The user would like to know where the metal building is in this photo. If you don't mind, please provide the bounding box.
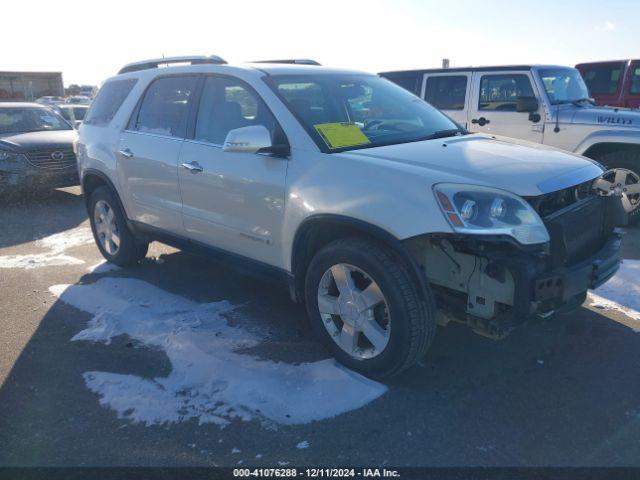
[0,71,64,101]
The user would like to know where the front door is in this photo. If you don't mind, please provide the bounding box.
[178,75,288,267]
[467,71,544,143]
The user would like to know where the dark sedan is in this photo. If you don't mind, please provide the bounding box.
[0,103,79,192]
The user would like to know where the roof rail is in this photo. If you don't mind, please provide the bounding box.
[118,55,227,74]
[251,59,321,66]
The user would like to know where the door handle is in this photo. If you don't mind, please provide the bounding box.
[181,161,203,173]
[118,148,133,158]
[471,117,490,126]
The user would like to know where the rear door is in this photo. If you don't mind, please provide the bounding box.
[421,72,471,127]
[177,75,288,266]
[118,75,199,235]
[467,71,543,142]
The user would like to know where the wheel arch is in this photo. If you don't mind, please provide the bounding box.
[582,141,640,160]
[290,214,430,305]
[81,169,127,218]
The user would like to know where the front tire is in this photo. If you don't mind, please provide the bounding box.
[595,150,640,225]
[88,186,148,266]
[304,236,436,379]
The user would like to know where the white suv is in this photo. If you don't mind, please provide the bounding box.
[77,56,624,378]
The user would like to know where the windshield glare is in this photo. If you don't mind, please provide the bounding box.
[0,107,71,134]
[269,74,460,152]
[538,68,591,105]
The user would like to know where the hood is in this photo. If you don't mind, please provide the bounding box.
[560,104,640,129]
[341,134,602,197]
[0,129,77,153]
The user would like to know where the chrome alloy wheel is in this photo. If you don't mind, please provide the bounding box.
[594,168,640,213]
[317,263,391,360]
[93,200,120,255]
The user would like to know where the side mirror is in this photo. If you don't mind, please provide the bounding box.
[516,96,539,113]
[222,125,289,157]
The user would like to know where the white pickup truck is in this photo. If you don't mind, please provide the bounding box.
[381,65,640,222]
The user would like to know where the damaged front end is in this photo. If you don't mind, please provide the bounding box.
[406,180,626,339]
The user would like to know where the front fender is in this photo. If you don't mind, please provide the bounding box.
[280,150,454,271]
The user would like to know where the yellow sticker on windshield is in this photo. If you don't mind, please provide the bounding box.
[314,123,371,149]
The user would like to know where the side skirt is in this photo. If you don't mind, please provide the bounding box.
[129,220,296,297]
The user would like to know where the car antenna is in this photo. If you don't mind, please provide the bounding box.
[554,103,561,133]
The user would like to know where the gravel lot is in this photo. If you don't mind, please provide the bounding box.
[1,186,639,467]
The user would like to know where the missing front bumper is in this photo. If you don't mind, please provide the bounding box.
[405,230,622,337]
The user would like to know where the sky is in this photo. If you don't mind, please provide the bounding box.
[3,0,639,86]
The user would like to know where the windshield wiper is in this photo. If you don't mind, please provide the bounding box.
[572,98,595,107]
[422,129,465,140]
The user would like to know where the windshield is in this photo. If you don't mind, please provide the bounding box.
[0,107,72,134]
[538,68,591,105]
[267,74,461,152]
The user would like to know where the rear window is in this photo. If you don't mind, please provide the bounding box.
[424,75,467,110]
[73,107,87,120]
[380,73,421,95]
[581,64,622,94]
[130,75,198,138]
[84,78,137,126]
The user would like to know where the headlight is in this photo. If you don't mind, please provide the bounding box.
[0,150,27,167]
[433,183,550,245]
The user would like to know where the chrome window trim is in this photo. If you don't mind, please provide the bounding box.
[121,129,184,141]
[183,138,223,149]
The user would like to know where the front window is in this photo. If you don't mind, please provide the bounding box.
[478,74,534,111]
[538,68,591,105]
[194,76,279,145]
[0,107,71,134]
[267,74,460,152]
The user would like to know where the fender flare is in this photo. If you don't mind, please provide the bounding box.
[575,129,640,156]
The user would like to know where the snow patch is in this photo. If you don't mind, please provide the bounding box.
[588,260,640,324]
[0,227,94,269]
[50,277,386,427]
[88,260,121,274]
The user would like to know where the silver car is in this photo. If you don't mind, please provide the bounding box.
[76,56,625,378]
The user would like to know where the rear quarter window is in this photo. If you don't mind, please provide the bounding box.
[84,78,137,127]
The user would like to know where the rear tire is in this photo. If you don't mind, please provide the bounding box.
[596,150,640,225]
[88,186,148,266]
[304,236,436,379]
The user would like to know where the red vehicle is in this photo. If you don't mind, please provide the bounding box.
[576,60,640,108]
